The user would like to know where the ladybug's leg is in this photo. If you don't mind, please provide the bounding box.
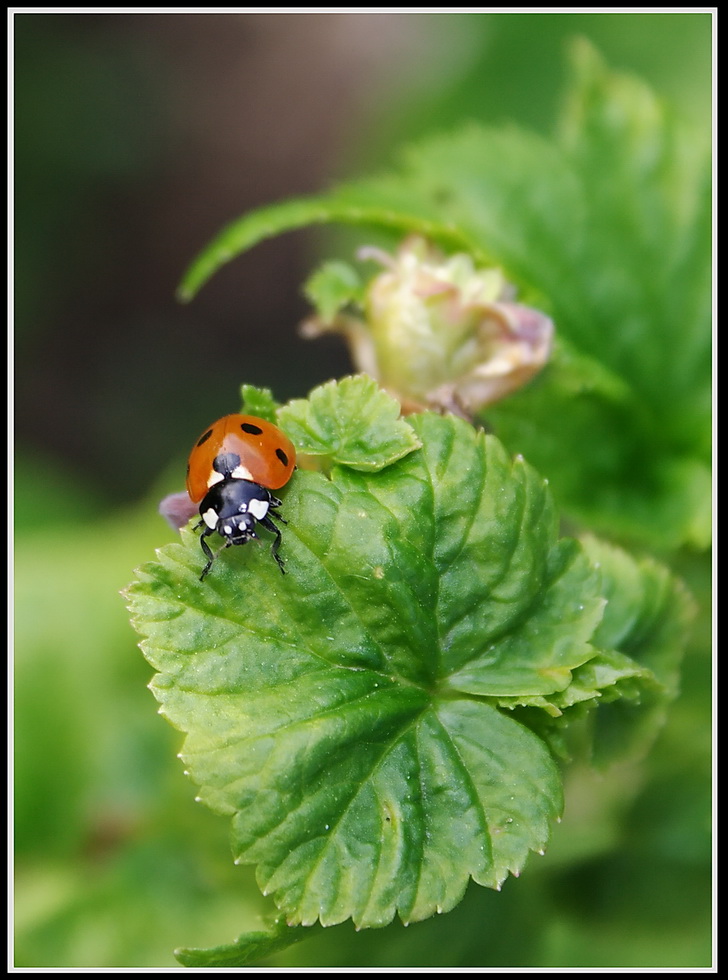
[198,527,218,580]
[269,494,287,525]
[258,514,286,574]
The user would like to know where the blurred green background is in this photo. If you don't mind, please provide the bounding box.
[14,12,713,967]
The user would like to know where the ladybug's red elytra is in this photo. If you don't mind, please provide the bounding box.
[187,414,296,580]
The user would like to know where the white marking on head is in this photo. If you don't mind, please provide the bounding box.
[248,498,269,520]
[223,525,233,534]
[202,508,218,529]
[231,464,254,481]
[206,470,224,488]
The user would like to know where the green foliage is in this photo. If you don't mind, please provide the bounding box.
[130,44,711,964]
[178,41,710,552]
[15,21,712,971]
[579,535,696,766]
[126,376,691,964]
[13,462,707,968]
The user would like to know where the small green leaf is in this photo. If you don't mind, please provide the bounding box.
[579,535,695,765]
[240,384,280,423]
[555,648,657,710]
[175,916,320,967]
[127,412,612,931]
[583,535,693,694]
[277,374,421,472]
[303,260,364,322]
[502,535,695,765]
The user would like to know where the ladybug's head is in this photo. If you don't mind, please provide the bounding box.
[195,472,285,580]
[216,511,259,545]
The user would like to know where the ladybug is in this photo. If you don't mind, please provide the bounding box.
[186,414,296,580]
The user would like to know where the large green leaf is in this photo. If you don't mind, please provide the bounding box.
[128,413,607,931]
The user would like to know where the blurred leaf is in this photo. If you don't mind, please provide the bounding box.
[485,358,711,552]
[14,511,159,858]
[501,535,695,766]
[558,39,711,414]
[579,535,696,766]
[177,195,481,303]
[175,916,322,967]
[487,42,711,548]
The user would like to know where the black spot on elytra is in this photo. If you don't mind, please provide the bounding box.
[241,422,263,435]
[275,448,289,466]
[196,428,214,447]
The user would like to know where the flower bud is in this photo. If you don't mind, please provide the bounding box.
[304,237,553,418]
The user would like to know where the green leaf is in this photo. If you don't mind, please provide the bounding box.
[579,535,696,765]
[583,535,693,694]
[175,916,321,967]
[505,533,695,767]
[494,646,656,719]
[303,260,364,322]
[559,39,711,403]
[177,193,481,303]
[554,648,656,710]
[502,41,710,548]
[494,534,692,763]
[240,384,280,423]
[277,374,421,472]
[399,48,710,549]
[127,412,613,931]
